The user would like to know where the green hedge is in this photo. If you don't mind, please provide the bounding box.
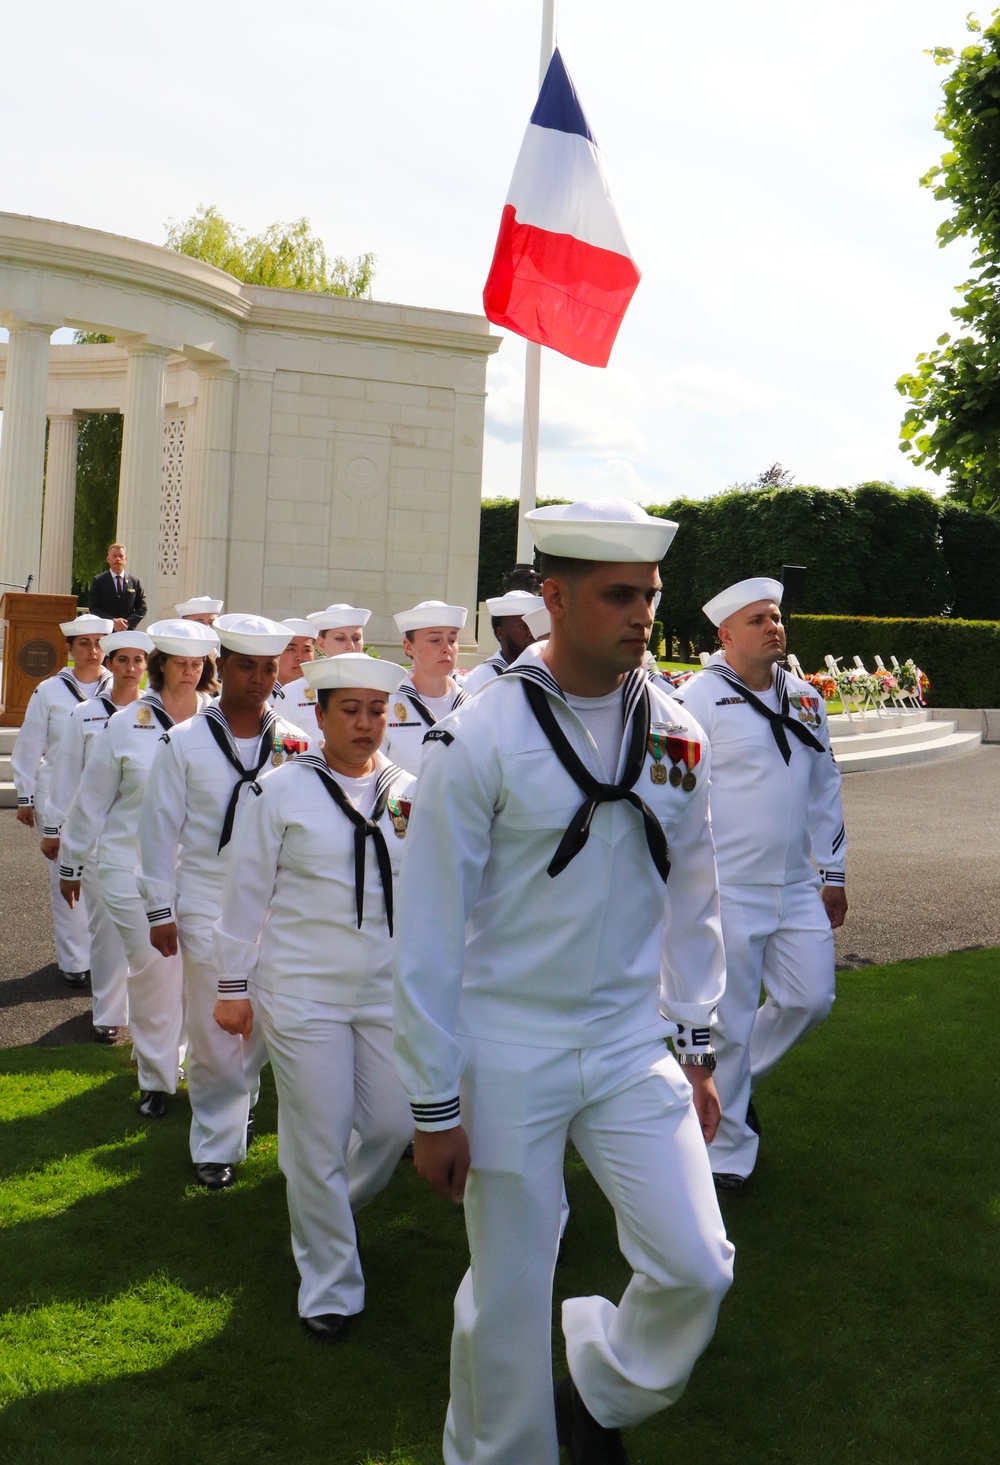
[787,614,1000,707]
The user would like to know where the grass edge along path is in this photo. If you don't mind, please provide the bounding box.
[0,948,996,1464]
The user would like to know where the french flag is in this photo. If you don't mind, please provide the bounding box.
[483,49,640,369]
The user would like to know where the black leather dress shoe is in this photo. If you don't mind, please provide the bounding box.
[745,1097,761,1136]
[92,1025,121,1045]
[713,1172,749,1194]
[138,1091,168,1119]
[193,1162,235,1190]
[246,1109,256,1148]
[60,969,89,987]
[300,1312,353,1343]
[554,1376,629,1464]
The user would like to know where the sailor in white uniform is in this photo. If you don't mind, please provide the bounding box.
[47,629,153,1040]
[137,615,312,1189]
[459,590,545,696]
[673,577,848,1192]
[59,619,219,1116]
[382,600,470,776]
[271,618,320,731]
[394,501,734,1465]
[11,613,113,986]
[214,652,414,1343]
[176,596,223,626]
[306,602,371,658]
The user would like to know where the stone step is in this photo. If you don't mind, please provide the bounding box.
[0,728,16,755]
[827,708,930,738]
[830,719,956,757]
[0,781,17,810]
[836,729,982,774]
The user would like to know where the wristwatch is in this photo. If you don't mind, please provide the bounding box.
[674,1049,717,1073]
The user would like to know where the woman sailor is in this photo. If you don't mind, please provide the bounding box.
[58,620,219,1116]
[213,652,415,1342]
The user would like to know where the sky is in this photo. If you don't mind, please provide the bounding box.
[0,0,987,505]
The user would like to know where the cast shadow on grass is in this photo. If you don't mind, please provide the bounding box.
[3,953,1000,1464]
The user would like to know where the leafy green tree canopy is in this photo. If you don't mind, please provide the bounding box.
[164,204,376,298]
[897,11,1000,508]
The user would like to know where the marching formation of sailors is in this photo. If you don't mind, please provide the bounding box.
[10,505,847,1465]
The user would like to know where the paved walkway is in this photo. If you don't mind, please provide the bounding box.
[2,746,999,1048]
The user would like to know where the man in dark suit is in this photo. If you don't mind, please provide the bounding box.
[88,543,147,631]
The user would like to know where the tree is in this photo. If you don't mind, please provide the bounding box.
[71,412,123,596]
[896,11,1000,509]
[164,204,375,297]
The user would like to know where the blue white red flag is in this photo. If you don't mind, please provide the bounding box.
[483,49,640,369]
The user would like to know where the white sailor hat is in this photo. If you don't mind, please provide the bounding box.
[147,619,221,656]
[215,613,293,656]
[302,652,407,696]
[702,577,784,627]
[393,600,468,635]
[522,605,551,639]
[100,630,155,655]
[60,614,114,638]
[176,596,224,617]
[281,619,318,639]
[527,499,677,563]
[486,590,546,618]
[307,604,373,631]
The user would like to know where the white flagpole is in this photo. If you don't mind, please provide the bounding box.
[515,0,558,564]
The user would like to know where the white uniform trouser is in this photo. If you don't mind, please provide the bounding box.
[443,1033,734,1465]
[99,865,185,1094]
[181,924,267,1165]
[81,858,129,1028]
[710,879,836,1179]
[254,988,412,1319]
[47,842,91,975]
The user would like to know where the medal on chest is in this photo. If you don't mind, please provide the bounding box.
[387,793,411,838]
[650,725,701,792]
[136,705,151,726]
[273,734,308,767]
[394,702,408,723]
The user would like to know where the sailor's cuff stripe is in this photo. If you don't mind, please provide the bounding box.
[43,826,60,838]
[217,980,248,995]
[58,863,83,880]
[18,795,33,807]
[410,1097,460,1123]
[146,907,173,924]
[819,868,845,886]
[674,1023,713,1050]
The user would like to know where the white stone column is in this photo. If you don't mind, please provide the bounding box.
[39,414,79,594]
[0,320,55,593]
[182,364,237,601]
[116,343,169,619]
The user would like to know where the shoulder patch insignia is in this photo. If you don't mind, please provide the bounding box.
[159,732,171,744]
[422,728,454,746]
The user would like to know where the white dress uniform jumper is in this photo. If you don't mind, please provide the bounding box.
[458,653,507,697]
[674,652,847,1179]
[46,692,130,1027]
[137,703,311,1164]
[214,750,415,1321]
[382,676,469,776]
[271,676,320,736]
[58,691,209,1093]
[11,666,111,976]
[394,645,734,1465]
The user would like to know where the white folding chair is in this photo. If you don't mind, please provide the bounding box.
[698,651,711,666]
[786,651,807,680]
[852,655,885,717]
[826,653,867,723]
[890,655,923,711]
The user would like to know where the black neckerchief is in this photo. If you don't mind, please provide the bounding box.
[521,679,670,883]
[99,695,118,718]
[203,704,278,851]
[401,679,469,728]
[707,662,824,765]
[299,755,399,935]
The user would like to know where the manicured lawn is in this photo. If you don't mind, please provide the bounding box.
[1,949,996,1463]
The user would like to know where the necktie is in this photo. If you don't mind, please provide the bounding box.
[116,575,122,597]
[522,680,670,882]
[204,712,276,850]
[310,762,396,934]
[709,668,824,764]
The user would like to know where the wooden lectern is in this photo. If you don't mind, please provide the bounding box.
[0,593,78,728]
